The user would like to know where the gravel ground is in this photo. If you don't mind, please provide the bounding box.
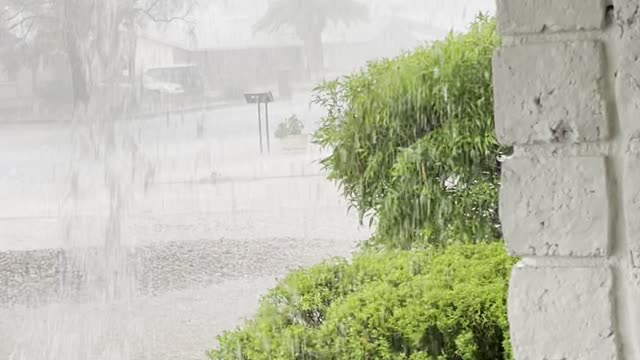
[0,234,360,360]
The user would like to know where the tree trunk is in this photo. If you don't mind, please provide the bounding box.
[65,35,91,109]
[62,1,91,109]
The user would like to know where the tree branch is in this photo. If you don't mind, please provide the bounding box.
[135,0,195,25]
[8,15,38,30]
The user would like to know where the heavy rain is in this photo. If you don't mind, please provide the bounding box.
[0,1,500,359]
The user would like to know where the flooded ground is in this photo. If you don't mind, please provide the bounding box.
[0,95,371,359]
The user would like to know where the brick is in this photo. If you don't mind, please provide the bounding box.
[615,46,640,136]
[625,154,640,246]
[614,0,640,40]
[496,0,606,34]
[500,156,609,257]
[493,41,608,145]
[509,265,617,360]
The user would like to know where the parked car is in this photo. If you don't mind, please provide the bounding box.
[142,64,204,96]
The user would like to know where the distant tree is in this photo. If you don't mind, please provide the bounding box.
[0,0,195,111]
[0,26,21,80]
[313,17,503,249]
[254,0,368,77]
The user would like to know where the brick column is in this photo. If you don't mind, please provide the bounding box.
[494,1,639,359]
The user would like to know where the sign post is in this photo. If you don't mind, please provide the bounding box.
[265,101,271,152]
[244,91,274,154]
[257,101,263,153]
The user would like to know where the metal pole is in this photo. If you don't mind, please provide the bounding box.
[257,100,263,154]
[265,102,271,154]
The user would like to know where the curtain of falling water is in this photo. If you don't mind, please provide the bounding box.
[13,5,155,358]
[42,113,138,360]
[46,94,150,360]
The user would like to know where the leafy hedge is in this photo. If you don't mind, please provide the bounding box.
[208,243,515,360]
[313,16,505,249]
[209,16,517,360]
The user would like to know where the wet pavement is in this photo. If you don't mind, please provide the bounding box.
[0,97,371,359]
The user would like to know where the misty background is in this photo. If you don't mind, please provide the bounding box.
[0,1,495,359]
[1,0,494,120]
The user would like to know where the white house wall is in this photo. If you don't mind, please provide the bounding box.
[135,38,176,75]
[493,1,639,359]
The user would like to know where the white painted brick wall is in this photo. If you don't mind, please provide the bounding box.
[624,153,640,253]
[496,0,606,34]
[614,2,640,137]
[500,156,609,257]
[493,41,608,145]
[614,1,640,40]
[509,265,616,360]
[493,1,639,359]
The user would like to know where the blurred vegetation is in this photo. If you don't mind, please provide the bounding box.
[208,244,515,360]
[275,114,305,139]
[1,0,196,108]
[254,0,368,76]
[210,16,516,360]
[313,16,504,249]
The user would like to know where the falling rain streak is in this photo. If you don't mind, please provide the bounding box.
[0,1,491,359]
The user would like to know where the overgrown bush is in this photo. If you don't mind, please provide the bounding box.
[313,16,505,249]
[209,16,517,360]
[208,243,516,360]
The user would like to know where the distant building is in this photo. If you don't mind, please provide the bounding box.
[135,36,183,73]
[188,12,304,98]
[136,2,451,99]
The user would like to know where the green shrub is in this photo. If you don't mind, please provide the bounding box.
[275,114,305,139]
[208,243,516,360]
[209,16,516,360]
[313,16,506,249]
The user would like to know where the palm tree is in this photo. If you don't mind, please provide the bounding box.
[254,0,368,77]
